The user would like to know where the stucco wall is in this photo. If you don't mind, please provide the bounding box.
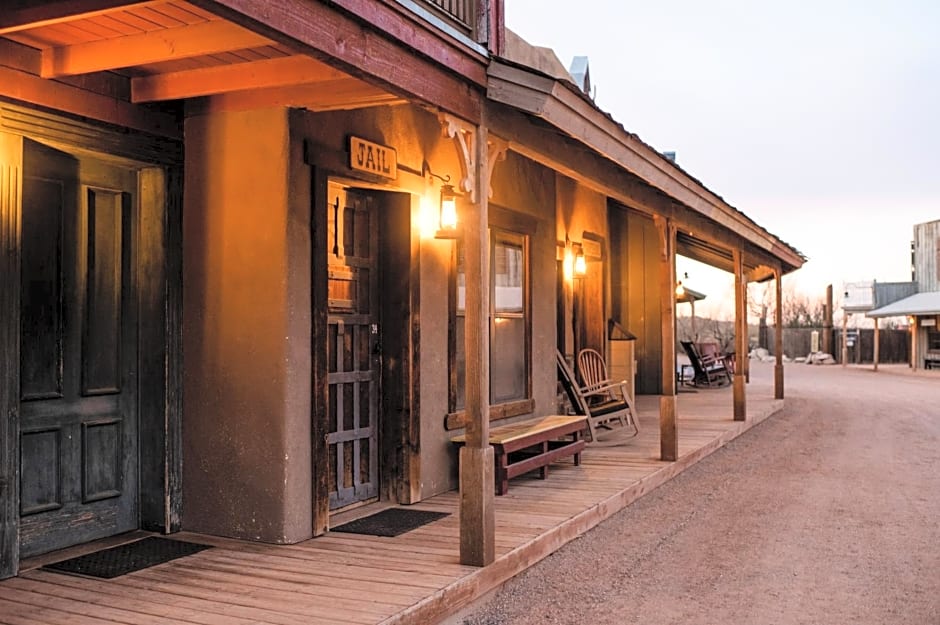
[182,107,313,543]
[298,107,567,499]
[490,150,559,424]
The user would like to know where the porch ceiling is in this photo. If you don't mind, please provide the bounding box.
[0,0,404,111]
[677,233,778,282]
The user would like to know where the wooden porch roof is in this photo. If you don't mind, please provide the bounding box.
[0,0,496,136]
[487,52,806,277]
[4,380,783,625]
[0,1,406,118]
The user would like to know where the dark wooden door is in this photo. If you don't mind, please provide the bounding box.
[19,141,139,558]
[326,183,380,510]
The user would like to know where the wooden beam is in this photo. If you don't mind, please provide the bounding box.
[910,317,916,369]
[326,0,487,83]
[187,0,483,122]
[185,78,404,115]
[774,266,784,399]
[733,248,747,421]
[40,20,272,78]
[0,132,23,579]
[488,105,797,274]
[489,61,805,270]
[459,118,495,567]
[873,317,880,372]
[131,55,347,102]
[655,215,678,462]
[842,309,849,368]
[0,65,181,139]
[0,0,159,35]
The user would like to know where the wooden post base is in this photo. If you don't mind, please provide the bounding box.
[459,445,495,567]
[733,374,747,421]
[659,395,678,461]
[774,364,784,400]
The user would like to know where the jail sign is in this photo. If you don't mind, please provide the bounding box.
[349,136,397,180]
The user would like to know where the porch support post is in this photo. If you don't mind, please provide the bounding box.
[0,132,23,579]
[457,118,494,567]
[842,309,848,367]
[733,248,747,421]
[774,266,784,400]
[655,216,678,462]
[873,317,880,372]
[911,316,918,369]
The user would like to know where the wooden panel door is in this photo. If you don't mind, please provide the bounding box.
[326,184,380,510]
[19,141,139,558]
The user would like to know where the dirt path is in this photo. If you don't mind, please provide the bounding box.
[451,364,940,625]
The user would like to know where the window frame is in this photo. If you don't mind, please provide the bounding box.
[445,207,537,430]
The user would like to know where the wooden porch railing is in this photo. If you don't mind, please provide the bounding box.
[424,0,475,32]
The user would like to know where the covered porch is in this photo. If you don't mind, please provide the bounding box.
[3,364,782,625]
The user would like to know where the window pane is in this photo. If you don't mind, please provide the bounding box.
[456,242,465,313]
[491,316,525,402]
[494,238,523,313]
[929,329,940,350]
[452,230,529,410]
[456,315,466,410]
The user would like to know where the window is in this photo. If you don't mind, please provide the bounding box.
[928,328,940,351]
[451,228,530,413]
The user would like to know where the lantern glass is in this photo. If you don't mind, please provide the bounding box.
[439,185,457,231]
[574,250,587,276]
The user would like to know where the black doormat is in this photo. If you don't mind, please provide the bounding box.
[331,508,450,537]
[43,537,212,579]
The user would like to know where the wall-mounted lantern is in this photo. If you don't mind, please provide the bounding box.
[436,183,459,239]
[562,237,587,281]
[423,160,460,240]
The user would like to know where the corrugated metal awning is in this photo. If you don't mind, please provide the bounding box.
[866,292,940,318]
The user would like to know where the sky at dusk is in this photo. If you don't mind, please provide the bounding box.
[505,0,940,318]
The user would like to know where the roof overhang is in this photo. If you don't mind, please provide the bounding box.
[867,292,940,318]
[0,0,488,131]
[487,58,805,275]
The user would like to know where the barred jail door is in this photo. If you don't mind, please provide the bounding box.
[326,183,380,510]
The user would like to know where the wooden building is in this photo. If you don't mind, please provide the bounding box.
[0,0,804,579]
[868,219,940,369]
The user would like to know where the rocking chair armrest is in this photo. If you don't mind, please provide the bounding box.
[581,379,630,399]
[699,353,728,368]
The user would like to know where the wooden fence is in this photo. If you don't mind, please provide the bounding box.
[778,327,909,364]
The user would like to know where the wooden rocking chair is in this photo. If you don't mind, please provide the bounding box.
[557,350,639,445]
[680,340,732,388]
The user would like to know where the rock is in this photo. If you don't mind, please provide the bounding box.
[807,351,836,365]
[751,347,771,360]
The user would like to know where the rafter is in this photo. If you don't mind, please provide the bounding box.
[40,19,271,77]
[131,55,347,102]
[187,78,404,114]
[0,1,162,35]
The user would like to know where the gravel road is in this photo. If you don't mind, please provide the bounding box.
[451,363,940,625]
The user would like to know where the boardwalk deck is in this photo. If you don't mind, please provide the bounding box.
[1,376,782,625]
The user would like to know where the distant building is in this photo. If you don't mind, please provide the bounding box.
[867,219,940,369]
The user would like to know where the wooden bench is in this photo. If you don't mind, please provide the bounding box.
[451,415,587,495]
[925,351,940,369]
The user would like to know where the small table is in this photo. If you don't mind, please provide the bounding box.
[451,415,587,495]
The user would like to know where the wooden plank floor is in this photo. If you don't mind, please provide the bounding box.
[1,375,782,625]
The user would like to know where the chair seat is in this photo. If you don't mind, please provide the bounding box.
[589,399,630,417]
